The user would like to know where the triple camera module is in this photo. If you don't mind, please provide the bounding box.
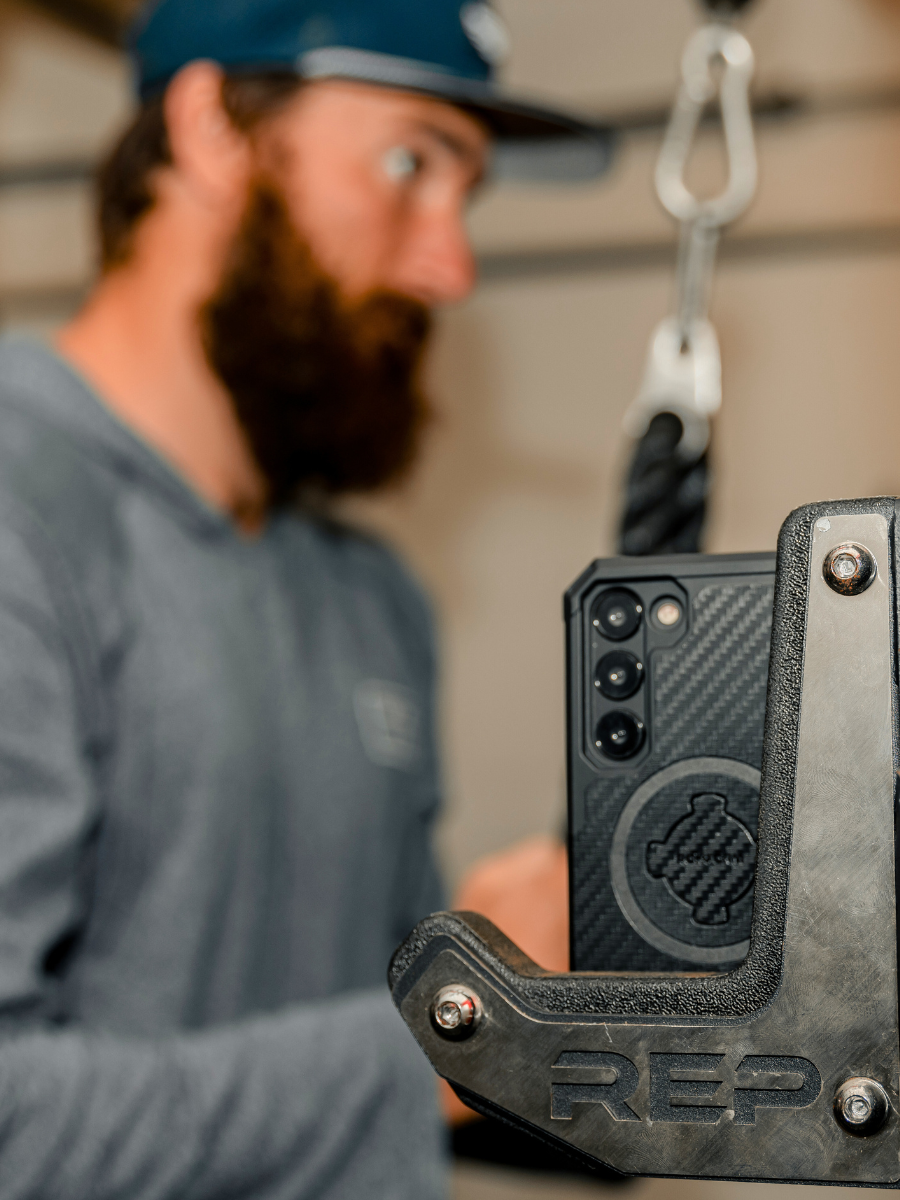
[589,586,685,762]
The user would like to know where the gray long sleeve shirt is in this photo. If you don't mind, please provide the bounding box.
[0,336,447,1199]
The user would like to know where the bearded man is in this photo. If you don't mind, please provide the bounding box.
[0,1,603,1196]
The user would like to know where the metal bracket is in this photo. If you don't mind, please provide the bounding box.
[390,499,900,1185]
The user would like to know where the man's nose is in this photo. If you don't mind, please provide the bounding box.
[396,211,478,306]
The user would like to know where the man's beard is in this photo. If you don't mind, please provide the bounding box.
[199,182,432,509]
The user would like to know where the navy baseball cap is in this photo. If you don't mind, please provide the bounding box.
[129,0,614,179]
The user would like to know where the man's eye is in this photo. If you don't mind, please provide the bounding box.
[382,146,423,182]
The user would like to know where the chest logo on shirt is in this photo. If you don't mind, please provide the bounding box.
[353,680,421,771]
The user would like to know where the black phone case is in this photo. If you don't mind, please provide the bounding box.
[566,552,776,972]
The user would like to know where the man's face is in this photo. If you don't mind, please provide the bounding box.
[252,80,490,305]
[198,82,488,507]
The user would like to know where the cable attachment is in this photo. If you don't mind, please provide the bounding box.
[619,19,757,555]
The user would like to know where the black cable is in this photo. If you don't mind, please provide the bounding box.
[617,413,709,556]
[700,0,757,12]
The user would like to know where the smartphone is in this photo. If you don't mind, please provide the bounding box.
[566,552,776,972]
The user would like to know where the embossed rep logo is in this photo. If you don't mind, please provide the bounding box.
[550,1052,821,1124]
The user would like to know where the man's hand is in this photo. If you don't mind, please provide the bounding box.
[438,834,569,1126]
[453,834,569,971]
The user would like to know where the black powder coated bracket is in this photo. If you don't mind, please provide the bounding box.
[389,498,900,1186]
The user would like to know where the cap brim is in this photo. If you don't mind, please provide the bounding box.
[299,47,616,181]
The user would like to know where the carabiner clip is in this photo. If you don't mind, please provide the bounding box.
[655,23,757,229]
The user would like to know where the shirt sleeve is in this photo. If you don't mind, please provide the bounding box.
[0,993,446,1200]
[0,507,447,1200]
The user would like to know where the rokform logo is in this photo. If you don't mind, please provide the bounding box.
[646,793,757,926]
[550,1052,820,1124]
[677,852,744,866]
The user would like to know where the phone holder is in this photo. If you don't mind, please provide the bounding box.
[389,499,900,1186]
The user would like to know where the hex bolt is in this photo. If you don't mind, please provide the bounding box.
[823,543,877,596]
[833,1077,890,1136]
[430,986,482,1040]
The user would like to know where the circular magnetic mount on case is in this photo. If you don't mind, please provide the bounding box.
[609,757,761,965]
[595,710,645,759]
[591,589,642,641]
[594,651,644,700]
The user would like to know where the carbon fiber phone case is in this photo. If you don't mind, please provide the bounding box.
[566,553,775,972]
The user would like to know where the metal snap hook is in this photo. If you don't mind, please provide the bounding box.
[655,23,757,228]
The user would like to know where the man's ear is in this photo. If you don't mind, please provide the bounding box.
[163,61,252,211]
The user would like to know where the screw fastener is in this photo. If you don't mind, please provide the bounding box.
[430,986,482,1040]
[823,543,877,596]
[833,1077,890,1137]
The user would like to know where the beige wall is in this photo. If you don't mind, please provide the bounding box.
[0,0,128,329]
[2,2,900,1196]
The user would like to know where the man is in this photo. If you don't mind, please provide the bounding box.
[0,1,599,1196]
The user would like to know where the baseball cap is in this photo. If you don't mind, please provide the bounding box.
[129,0,614,181]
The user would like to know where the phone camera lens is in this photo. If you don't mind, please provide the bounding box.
[595,711,645,760]
[595,651,644,700]
[592,589,642,641]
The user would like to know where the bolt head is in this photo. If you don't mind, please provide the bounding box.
[430,986,482,1040]
[823,543,877,596]
[834,1077,890,1136]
